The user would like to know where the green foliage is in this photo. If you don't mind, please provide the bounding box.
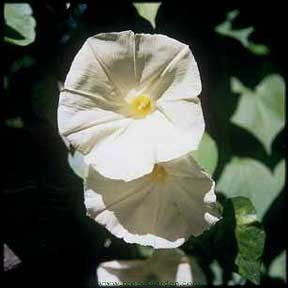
[133,2,161,29]
[231,75,285,153]
[217,158,285,220]
[10,56,36,73]
[4,3,36,46]
[268,251,286,281]
[215,10,269,55]
[191,132,218,175]
[5,117,24,129]
[232,197,265,284]
[210,261,246,285]
[185,197,265,284]
[137,245,154,259]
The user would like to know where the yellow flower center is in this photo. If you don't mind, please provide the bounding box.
[150,165,167,183]
[129,94,152,118]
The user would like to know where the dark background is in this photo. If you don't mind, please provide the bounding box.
[2,1,286,287]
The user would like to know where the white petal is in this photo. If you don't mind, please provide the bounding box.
[85,172,184,248]
[64,31,201,104]
[163,155,218,236]
[97,260,148,285]
[84,154,217,248]
[59,31,204,181]
[134,33,201,101]
[86,109,204,181]
[97,249,206,286]
[156,98,204,131]
[58,95,131,154]
[68,151,89,179]
[64,33,132,106]
[85,31,138,97]
[85,118,155,181]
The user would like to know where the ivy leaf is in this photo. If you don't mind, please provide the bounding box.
[5,117,24,129]
[191,132,218,175]
[4,3,36,46]
[230,75,285,154]
[268,251,286,281]
[133,2,161,29]
[210,260,247,285]
[217,158,285,220]
[136,245,154,259]
[10,56,36,73]
[215,10,269,55]
[231,197,265,284]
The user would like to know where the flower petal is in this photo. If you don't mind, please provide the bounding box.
[97,260,149,285]
[97,249,206,286]
[62,31,201,110]
[58,95,131,154]
[63,38,125,108]
[85,172,184,248]
[85,107,204,181]
[59,31,204,181]
[85,31,137,97]
[84,154,217,248]
[134,33,202,101]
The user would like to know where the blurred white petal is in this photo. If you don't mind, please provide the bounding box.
[97,249,206,286]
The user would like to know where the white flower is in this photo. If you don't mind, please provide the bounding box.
[58,30,204,181]
[97,249,207,286]
[84,154,218,249]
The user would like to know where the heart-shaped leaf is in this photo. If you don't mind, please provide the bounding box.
[215,10,269,55]
[230,75,285,154]
[217,158,285,220]
[4,3,36,46]
[133,3,161,29]
[191,132,218,175]
[268,251,286,281]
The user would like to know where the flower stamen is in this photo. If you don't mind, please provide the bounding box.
[150,165,167,183]
[129,94,152,118]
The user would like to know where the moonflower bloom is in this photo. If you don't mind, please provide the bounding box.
[97,249,207,286]
[58,30,204,181]
[84,154,218,248]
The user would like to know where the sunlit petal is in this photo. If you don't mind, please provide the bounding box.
[85,154,218,248]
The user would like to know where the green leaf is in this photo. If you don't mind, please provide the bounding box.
[227,197,265,284]
[209,260,224,285]
[191,132,218,175]
[268,251,286,281]
[5,117,24,129]
[4,3,36,46]
[230,75,285,154]
[210,260,247,285]
[217,158,285,220]
[137,245,154,259]
[133,2,161,29]
[10,56,36,73]
[215,10,269,55]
